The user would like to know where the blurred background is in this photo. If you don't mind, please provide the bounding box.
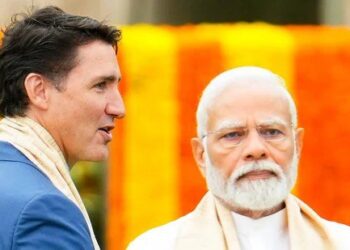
[1,0,350,249]
[2,0,350,25]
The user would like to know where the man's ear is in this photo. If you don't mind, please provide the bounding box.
[295,128,304,159]
[191,137,206,177]
[24,73,51,110]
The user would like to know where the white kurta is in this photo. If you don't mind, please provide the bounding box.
[232,209,289,250]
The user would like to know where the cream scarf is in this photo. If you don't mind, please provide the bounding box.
[0,116,100,250]
[175,192,348,250]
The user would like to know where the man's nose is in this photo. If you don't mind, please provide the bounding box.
[105,88,125,119]
[242,130,267,161]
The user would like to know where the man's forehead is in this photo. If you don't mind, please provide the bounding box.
[210,81,290,108]
[65,40,121,81]
[225,79,285,94]
[212,116,290,131]
[206,85,293,132]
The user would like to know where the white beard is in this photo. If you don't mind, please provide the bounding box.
[205,150,298,211]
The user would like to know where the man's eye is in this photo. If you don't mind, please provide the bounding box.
[222,131,244,140]
[95,81,107,90]
[260,128,283,138]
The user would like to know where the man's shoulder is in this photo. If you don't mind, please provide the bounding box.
[0,142,59,205]
[3,191,93,249]
[323,219,350,237]
[0,185,92,249]
[292,195,350,235]
[322,219,350,249]
[0,140,66,221]
[0,141,93,249]
[127,214,191,250]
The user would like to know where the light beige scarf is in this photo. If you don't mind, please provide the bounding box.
[0,116,100,250]
[175,192,348,250]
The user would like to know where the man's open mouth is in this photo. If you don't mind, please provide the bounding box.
[98,125,114,134]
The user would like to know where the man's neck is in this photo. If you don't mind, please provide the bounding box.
[25,111,73,168]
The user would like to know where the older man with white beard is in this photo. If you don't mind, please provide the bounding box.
[128,66,350,250]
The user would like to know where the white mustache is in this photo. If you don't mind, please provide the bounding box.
[232,160,284,182]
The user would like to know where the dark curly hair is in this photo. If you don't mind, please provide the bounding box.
[0,6,121,117]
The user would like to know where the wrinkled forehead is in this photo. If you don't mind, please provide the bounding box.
[206,81,293,131]
[213,116,290,131]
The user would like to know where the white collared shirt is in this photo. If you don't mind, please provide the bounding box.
[232,208,290,250]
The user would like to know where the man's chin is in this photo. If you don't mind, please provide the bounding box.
[83,148,109,162]
[208,176,288,210]
[230,185,288,211]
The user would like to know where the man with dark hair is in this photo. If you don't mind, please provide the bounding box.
[0,6,124,249]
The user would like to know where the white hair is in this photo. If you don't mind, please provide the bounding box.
[196,66,298,138]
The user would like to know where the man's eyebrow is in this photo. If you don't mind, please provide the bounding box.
[93,75,120,83]
[215,120,246,131]
[256,118,288,127]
